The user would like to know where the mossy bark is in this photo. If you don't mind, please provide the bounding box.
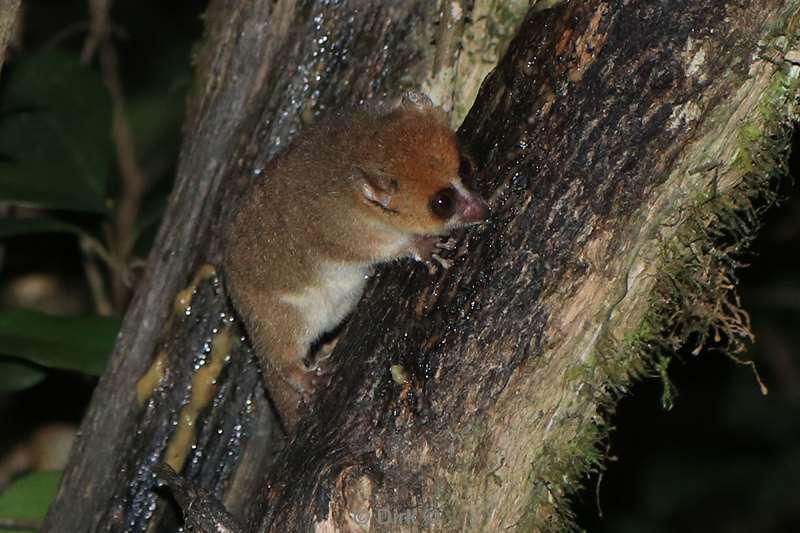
[44,0,800,532]
[0,0,20,75]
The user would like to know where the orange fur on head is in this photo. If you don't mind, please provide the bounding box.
[355,106,465,235]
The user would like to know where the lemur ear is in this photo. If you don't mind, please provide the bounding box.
[401,91,434,110]
[354,167,399,211]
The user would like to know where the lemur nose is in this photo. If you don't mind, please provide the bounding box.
[462,194,490,223]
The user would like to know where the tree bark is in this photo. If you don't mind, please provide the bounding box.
[44,0,800,532]
[0,0,20,75]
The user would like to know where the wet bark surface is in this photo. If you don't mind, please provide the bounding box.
[44,0,798,531]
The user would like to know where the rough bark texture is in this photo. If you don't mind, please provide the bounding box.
[44,0,800,532]
[0,0,20,75]
[255,1,800,530]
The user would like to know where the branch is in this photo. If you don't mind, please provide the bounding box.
[82,0,148,311]
[155,464,244,533]
[0,0,21,75]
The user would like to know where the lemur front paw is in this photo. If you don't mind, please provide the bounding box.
[411,236,458,273]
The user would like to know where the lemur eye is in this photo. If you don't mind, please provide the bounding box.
[430,187,456,219]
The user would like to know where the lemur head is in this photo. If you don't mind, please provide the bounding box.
[354,92,489,236]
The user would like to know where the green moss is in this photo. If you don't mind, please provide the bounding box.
[532,0,569,12]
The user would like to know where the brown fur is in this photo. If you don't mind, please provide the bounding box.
[223,94,487,428]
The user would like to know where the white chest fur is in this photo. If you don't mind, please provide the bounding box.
[281,261,369,341]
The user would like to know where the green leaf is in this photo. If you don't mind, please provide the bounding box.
[0,217,85,239]
[0,50,113,212]
[126,35,191,177]
[131,194,166,254]
[0,470,61,530]
[128,84,186,176]
[0,309,119,375]
[0,356,46,392]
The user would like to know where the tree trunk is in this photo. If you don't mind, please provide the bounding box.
[44,0,800,532]
[0,0,20,75]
